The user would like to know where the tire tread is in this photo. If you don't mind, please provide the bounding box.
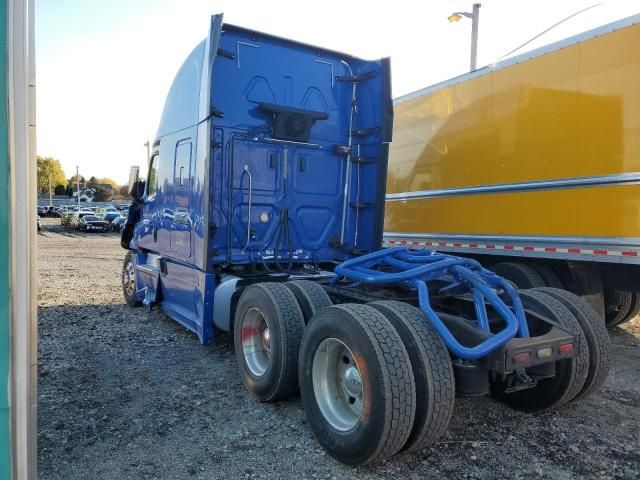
[617,292,640,326]
[235,282,305,402]
[370,301,455,452]
[284,280,332,324]
[334,304,415,462]
[605,290,633,327]
[491,262,546,289]
[535,287,611,401]
[492,290,589,411]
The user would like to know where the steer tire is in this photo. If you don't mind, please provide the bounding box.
[491,262,546,289]
[491,290,589,411]
[616,292,640,326]
[535,287,611,401]
[530,264,564,289]
[284,280,332,324]
[122,251,141,307]
[299,304,415,465]
[369,301,455,453]
[234,283,305,403]
[604,290,633,327]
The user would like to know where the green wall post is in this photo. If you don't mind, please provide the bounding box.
[0,0,13,475]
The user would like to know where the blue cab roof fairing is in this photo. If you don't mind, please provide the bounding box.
[155,21,384,141]
[156,40,205,138]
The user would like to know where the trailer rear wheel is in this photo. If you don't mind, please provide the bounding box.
[284,280,332,324]
[604,290,633,327]
[535,287,611,401]
[491,262,546,289]
[234,283,305,402]
[122,251,141,307]
[299,304,415,465]
[616,292,640,326]
[491,290,588,411]
[369,301,455,453]
[530,264,564,289]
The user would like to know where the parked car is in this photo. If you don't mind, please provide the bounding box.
[103,206,118,213]
[78,215,110,233]
[103,212,120,223]
[111,215,126,231]
[40,205,57,217]
[51,207,63,217]
[69,210,95,229]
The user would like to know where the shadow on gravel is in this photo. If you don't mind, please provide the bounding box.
[37,302,640,480]
[608,326,640,344]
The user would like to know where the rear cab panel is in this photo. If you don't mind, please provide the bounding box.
[208,23,391,269]
[129,15,391,342]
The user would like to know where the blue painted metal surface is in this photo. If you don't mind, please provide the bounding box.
[128,14,391,342]
[207,25,391,269]
[333,247,530,360]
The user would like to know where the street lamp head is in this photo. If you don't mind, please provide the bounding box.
[448,10,474,22]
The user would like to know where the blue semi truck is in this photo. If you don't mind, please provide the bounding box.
[121,14,611,465]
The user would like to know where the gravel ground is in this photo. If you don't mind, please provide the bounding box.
[37,217,640,479]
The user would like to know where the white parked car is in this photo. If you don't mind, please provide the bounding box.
[70,210,96,229]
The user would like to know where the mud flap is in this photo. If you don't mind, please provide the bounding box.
[135,264,161,309]
[158,262,216,344]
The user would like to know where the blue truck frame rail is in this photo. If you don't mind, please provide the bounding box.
[333,247,530,360]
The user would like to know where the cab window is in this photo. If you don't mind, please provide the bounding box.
[147,153,159,198]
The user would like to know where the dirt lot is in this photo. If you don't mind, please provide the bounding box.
[37,217,639,479]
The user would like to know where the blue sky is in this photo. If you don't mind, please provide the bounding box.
[36,0,639,184]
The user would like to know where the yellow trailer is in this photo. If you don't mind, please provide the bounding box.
[384,14,640,325]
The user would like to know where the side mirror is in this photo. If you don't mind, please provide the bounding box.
[128,166,145,204]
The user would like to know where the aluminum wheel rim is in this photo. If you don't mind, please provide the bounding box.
[241,307,271,377]
[123,261,135,297]
[312,337,363,432]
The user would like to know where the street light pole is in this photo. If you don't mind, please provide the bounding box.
[76,166,80,212]
[48,168,52,207]
[470,3,481,71]
[470,3,480,72]
[448,3,481,72]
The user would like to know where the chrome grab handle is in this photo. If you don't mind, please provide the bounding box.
[242,165,253,252]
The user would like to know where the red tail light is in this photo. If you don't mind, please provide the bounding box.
[512,351,531,363]
[559,343,574,354]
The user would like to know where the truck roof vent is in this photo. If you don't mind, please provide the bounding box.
[259,103,328,143]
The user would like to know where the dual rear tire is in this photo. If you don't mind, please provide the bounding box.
[233,281,609,464]
[491,261,564,290]
[299,304,416,464]
[491,261,640,329]
[233,280,333,403]
[604,289,640,327]
[491,287,611,411]
[233,281,455,465]
[233,282,306,402]
[299,302,456,464]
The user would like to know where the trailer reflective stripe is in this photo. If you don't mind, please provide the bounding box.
[382,238,640,259]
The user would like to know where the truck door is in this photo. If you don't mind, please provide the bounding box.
[171,139,192,258]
